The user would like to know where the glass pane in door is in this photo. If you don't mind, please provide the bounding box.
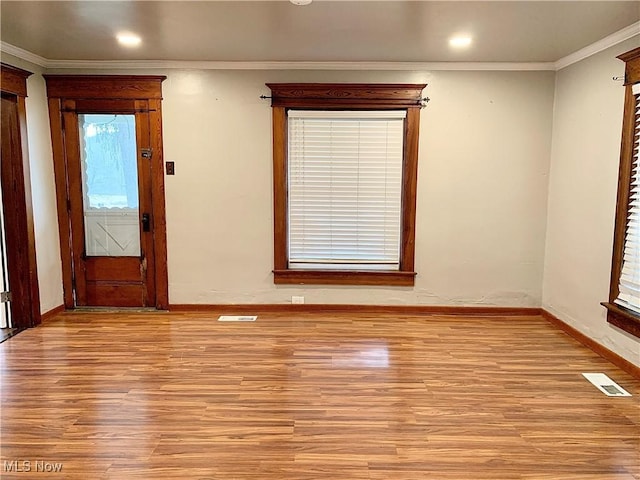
[79,114,140,256]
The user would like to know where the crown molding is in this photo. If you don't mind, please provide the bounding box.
[0,41,552,71]
[0,42,47,67]
[41,59,555,71]
[555,21,640,70]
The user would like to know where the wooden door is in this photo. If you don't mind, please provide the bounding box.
[1,94,27,326]
[45,75,168,310]
[62,99,156,307]
[0,82,40,328]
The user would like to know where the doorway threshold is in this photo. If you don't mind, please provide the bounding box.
[0,327,24,344]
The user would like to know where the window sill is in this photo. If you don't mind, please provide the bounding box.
[273,269,416,286]
[601,302,640,338]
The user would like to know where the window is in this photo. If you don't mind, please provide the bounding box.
[267,83,426,286]
[603,47,640,338]
[288,110,405,271]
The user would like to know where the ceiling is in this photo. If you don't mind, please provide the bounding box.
[1,1,639,65]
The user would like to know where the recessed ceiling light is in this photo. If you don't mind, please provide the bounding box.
[449,36,472,48]
[290,0,312,5]
[116,33,142,48]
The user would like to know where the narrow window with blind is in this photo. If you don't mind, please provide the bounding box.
[603,47,640,339]
[267,83,426,286]
[615,83,640,311]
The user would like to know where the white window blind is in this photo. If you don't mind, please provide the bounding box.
[616,83,640,313]
[287,110,405,270]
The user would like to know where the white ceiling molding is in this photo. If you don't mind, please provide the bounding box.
[41,59,555,71]
[554,21,640,70]
[0,42,48,67]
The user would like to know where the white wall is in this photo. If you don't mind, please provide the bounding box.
[543,35,640,366]
[9,63,556,310]
[0,53,63,313]
[160,69,554,306]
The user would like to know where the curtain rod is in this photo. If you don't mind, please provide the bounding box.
[260,95,430,107]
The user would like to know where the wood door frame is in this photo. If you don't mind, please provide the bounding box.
[44,75,169,310]
[0,63,41,329]
[65,99,157,307]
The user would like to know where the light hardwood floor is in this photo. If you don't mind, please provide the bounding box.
[0,311,638,479]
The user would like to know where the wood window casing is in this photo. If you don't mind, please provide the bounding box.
[603,47,640,338]
[267,83,426,286]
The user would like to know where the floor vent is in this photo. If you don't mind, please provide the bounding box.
[218,315,257,322]
[582,373,631,397]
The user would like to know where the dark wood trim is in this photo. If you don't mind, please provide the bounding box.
[268,83,426,286]
[608,84,636,305]
[1,64,41,329]
[0,63,31,97]
[272,107,288,272]
[617,46,640,62]
[273,269,416,286]
[541,309,640,380]
[45,75,169,309]
[401,107,420,272]
[602,302,640,338]
[62,101,88,305]
[135,100,156,306]
[43,75,167,100]
[149,99,169,309]
[617,47,640,85]
[605,49,640,338]
[73,98,152,113]
[266,83,426,108]
[41,304,65,322]
[169,303,541,316]
[47,98,75,308]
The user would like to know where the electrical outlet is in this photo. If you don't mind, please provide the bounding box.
[292,296,305,304]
